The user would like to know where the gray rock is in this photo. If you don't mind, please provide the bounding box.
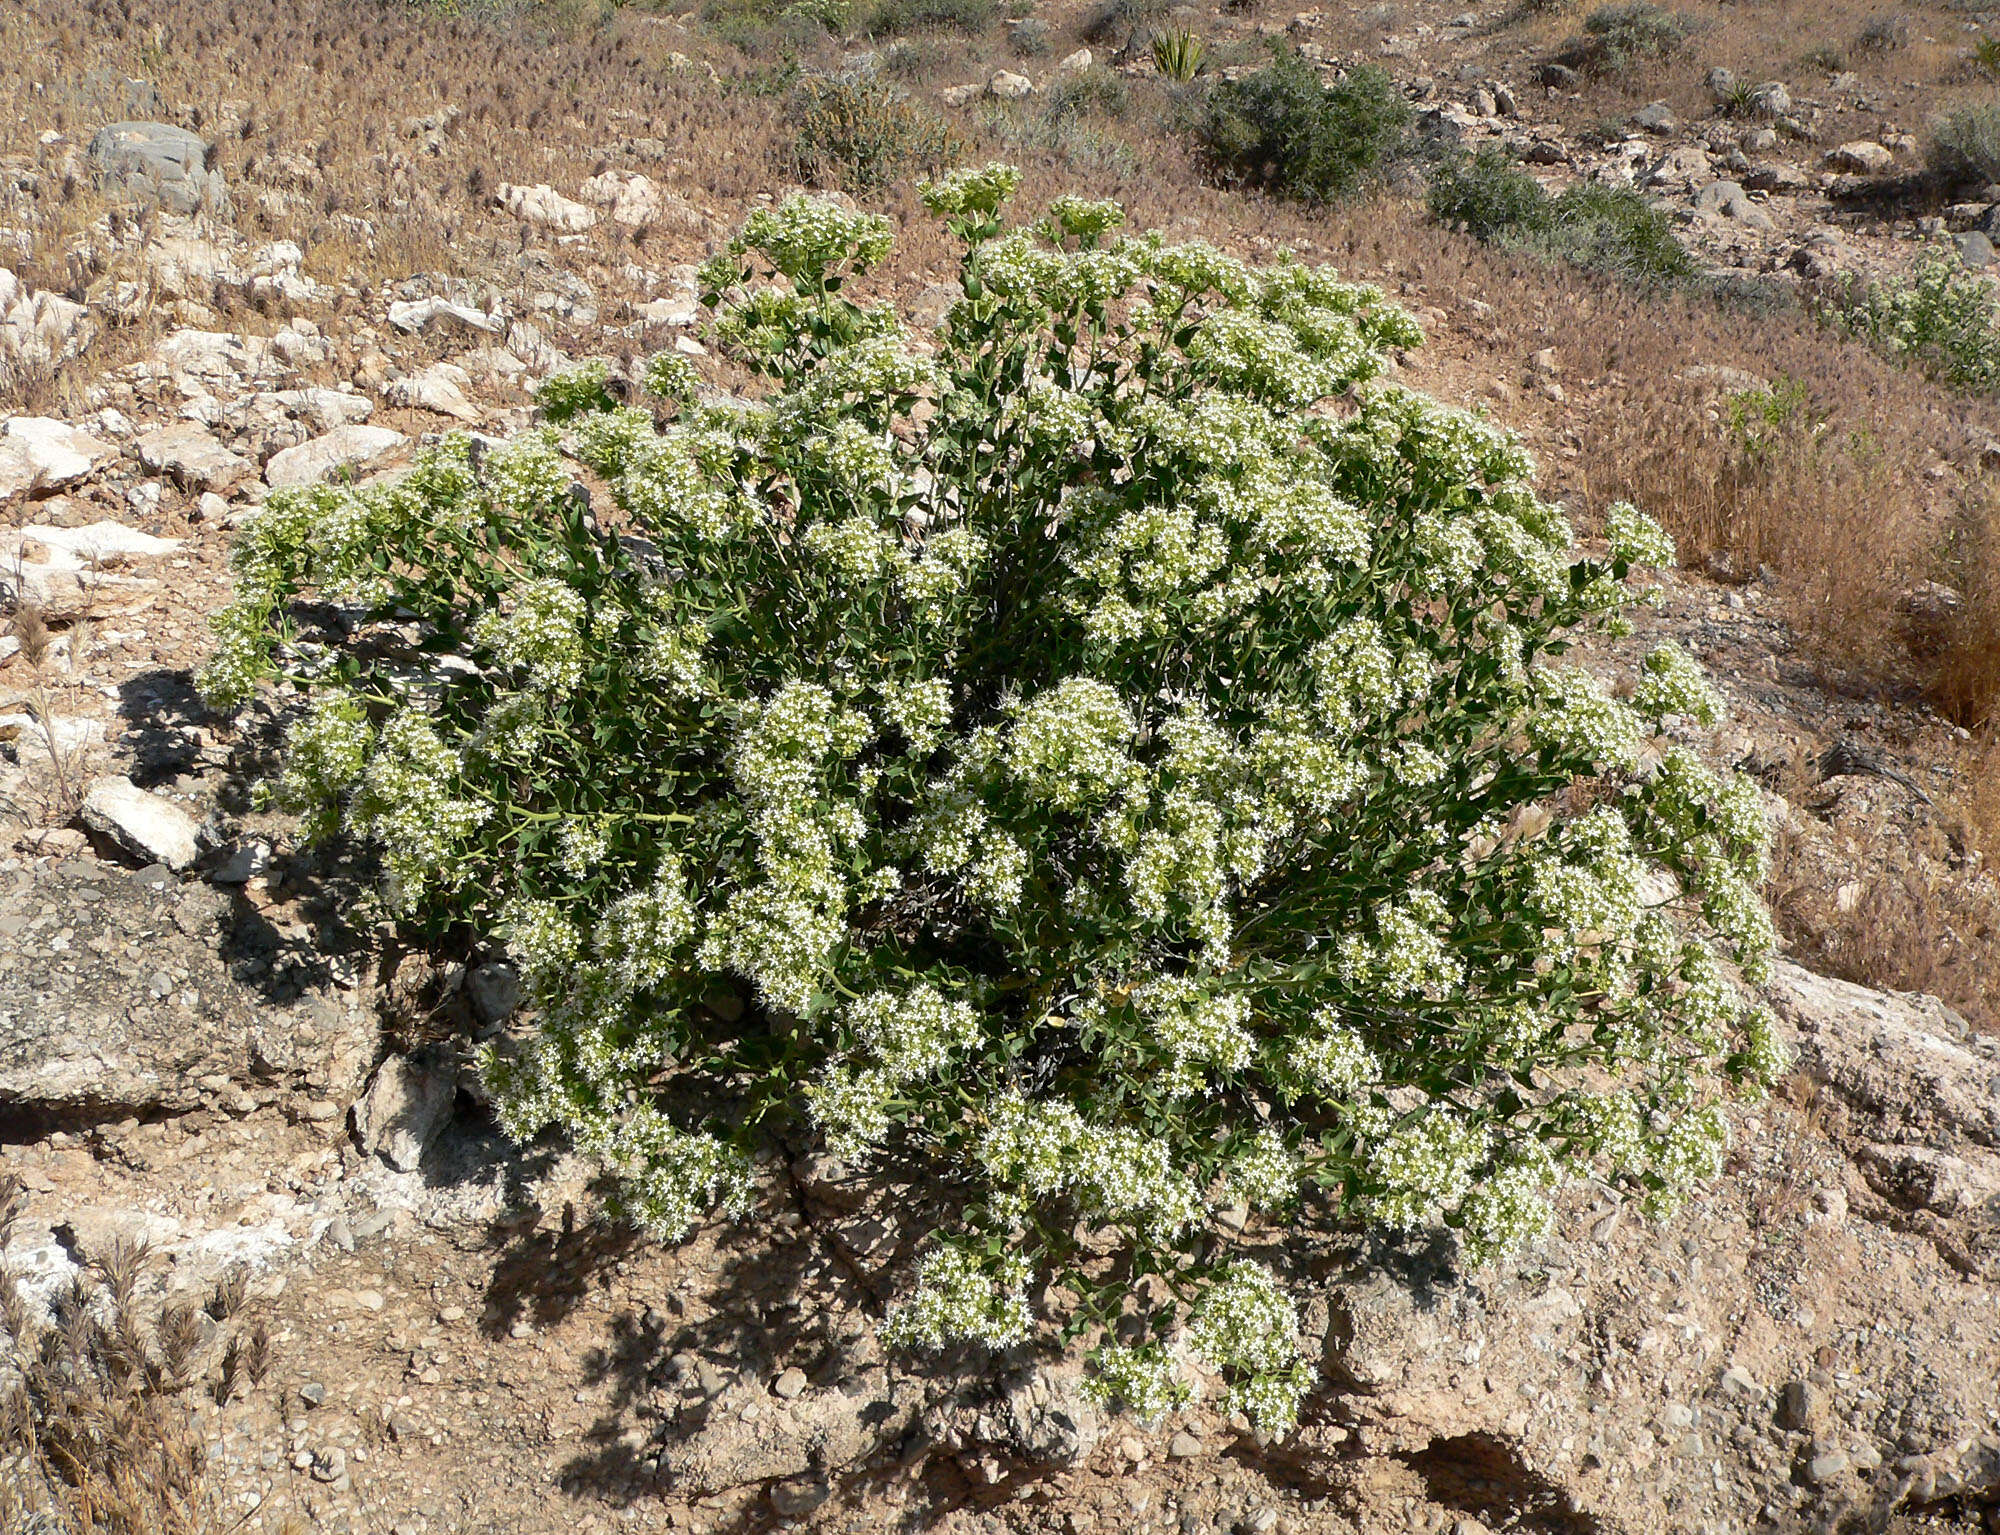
[263,424,407,489]
[1705,65,1737,100]
[1956,230,1996,269]
[466,961,522,1026]
[137,421,252,491]
[81,775,201,871]
[770,1480,831,1516]
[89,122,230,217]
[352,1053,456,1171]
[0,867,372,1115]
[1824,140,1893,174]
[1632,100,1679,133]
[1531,62,1580,89]
[1777,1379,1813,1430]
[1747,81,1791,118]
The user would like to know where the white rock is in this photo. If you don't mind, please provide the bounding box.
[81,775,201,871]
[264,424,408,489]
[1825,140,1893,174]
[496,182,600,232]
[0,713,106,756]
[208,838,274,884]
[578,170,703,230]
[1056,47,1093,72]
[989,70,1035,99]
[352,1054,456,1171]
[385,362,481,422]
[137,420,252,490]
[386,296,499,335]
[0,268,95,370]
[18,520,182,566]
[0,417,116,497]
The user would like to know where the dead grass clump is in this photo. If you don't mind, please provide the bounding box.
[0,1174,280,1534]
[1772,830,2000,1033]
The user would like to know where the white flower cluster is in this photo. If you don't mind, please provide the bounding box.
[346,711,490,912]
[1186,1262,1312,1433]
[1086,1343,1193,1423]
[1005,677,1139,810]
[1368,1111,1492,1230]
[883,1246,1033,1350]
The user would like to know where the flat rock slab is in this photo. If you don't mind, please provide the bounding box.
[264,423,408,489]
[17,520,183,566]
[81,774,202,871]
[0,863,374,1116]
[138,420,254,490]
[0,416,116,497]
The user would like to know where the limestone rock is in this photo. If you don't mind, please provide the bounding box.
[138,421,253,491]
[0,417,116,498]
[1,268,94,371]
[578,170,706,231]
[496,182,599,232]
[386,296,499,335]
[90,121,230,217]
[385,362,481,422]
[989,70,1034,99]
[264,423,408,489]
[18,520,182,566]
[81,775,202,871]
[352,1054,456,1171]
[1825,140,1893,173]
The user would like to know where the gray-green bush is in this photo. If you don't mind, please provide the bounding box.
[1427,147,1697,286]
[1198,49,1412,204]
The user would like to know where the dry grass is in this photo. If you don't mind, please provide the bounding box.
[0,1173,287,1534]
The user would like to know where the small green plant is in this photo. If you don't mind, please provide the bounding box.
[1855,12,1909,50]
[1426,145,1550,241]
[1152,25,1206,81]
[785,73,964,187]
[1976,33,2000,76]
[1718,77,1757,116]
[1801,41,1847,72]
[1008,14,1052,53]
[1081,0,1170,43]
[785,0,855,30]
[1834,241,2000,394]
[201,167,1781,1434]
[1725,376,1817,458]
[1043,63,1131,121]
[1930,100,2000,185]
[1199,49,1412,203]
[1557,0,1692,74]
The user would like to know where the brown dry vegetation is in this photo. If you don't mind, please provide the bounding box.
[0,1173,295,1534]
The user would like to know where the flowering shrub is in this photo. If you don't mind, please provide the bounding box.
[201,167,1783,1434]
[1834,240,2000,396]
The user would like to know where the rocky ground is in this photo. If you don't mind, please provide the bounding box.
[8,1,2000,1531]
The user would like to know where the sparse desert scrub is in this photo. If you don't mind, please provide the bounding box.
[202,170,1784,1426]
